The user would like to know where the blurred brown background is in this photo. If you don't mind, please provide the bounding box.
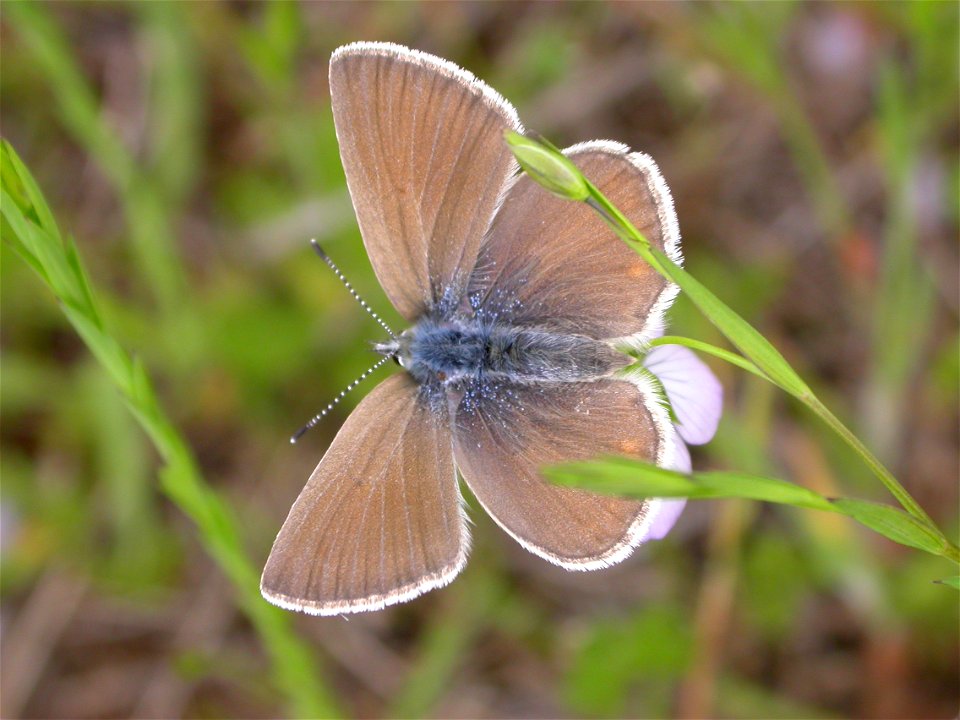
[2,2,958,718]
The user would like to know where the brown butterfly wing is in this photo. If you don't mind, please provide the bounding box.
[261,375,466,615]
[451,376,675,569]
[330,42,522,319]
[468,142,680,342]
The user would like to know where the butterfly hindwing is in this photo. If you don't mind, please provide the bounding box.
[451,376,675,570]
[262,375,467,615]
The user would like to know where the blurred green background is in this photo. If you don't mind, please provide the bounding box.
[2,2,958,718]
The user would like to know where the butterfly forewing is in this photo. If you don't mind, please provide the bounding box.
[468,143,680,342]
[451,377,674,569]
[330,42,522,319]
[262,375,467,615]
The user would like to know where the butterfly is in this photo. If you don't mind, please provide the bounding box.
[261,42,721,616]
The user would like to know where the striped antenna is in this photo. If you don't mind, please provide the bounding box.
[311,239,396,339]
[290,354,393,443]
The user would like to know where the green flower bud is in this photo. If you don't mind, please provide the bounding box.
[504,130,589,201]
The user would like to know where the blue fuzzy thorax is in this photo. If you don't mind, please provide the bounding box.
[396,316,628,388]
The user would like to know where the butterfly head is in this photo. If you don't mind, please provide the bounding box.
[374,329,413,369]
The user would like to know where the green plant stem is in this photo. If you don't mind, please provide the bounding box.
[8,2,193,347]
[806,395,953,558]
[647,336,767,381]
[582,177,950,550]
[2,141,341,718]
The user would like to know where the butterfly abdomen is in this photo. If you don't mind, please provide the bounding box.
[404,318,628,385]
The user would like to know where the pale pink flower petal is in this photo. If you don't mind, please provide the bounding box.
[649,500,686,540]
[649,430,690,540]
[644,344,723,445]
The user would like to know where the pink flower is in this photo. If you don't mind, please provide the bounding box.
[642,344,723,538]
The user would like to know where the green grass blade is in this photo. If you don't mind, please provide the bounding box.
[547,459,836,513]
[830,499,947,556]
[648,245,811,399]
[1,139,342,718]
[1,188,54,286]
[548,458,953,559]
[803,395,946,551]
[1,188,87,316]
[7,1,187,318]
[1,129,61,239]
[647,336,766,380]
[645,228,946,546]
[584,176,811,398]
[506,133,950,549]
